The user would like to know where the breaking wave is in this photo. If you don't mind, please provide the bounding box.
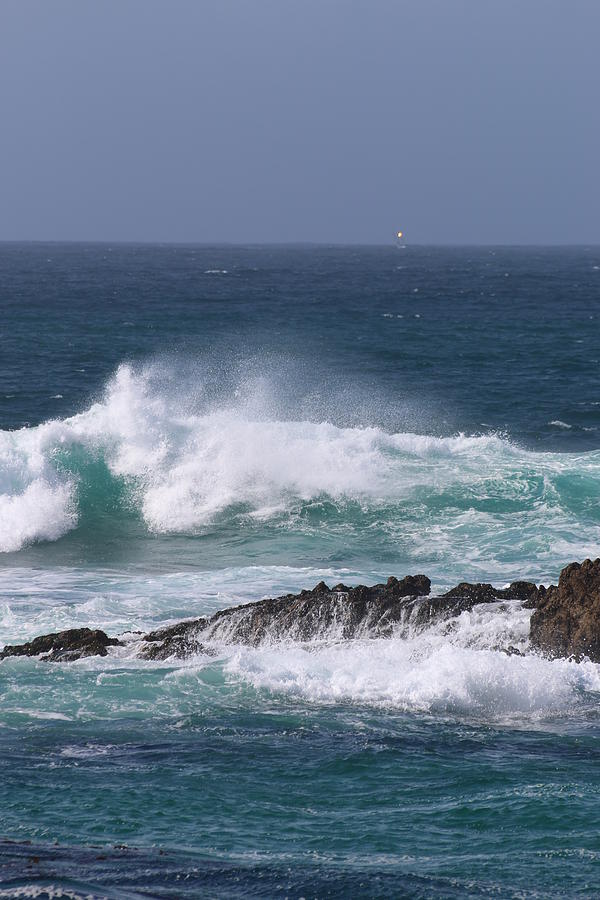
[1,362,600,583]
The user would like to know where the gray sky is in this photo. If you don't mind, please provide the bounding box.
[1,0,599,244]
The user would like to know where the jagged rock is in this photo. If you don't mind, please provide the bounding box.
[507,581,541,606]
[441,581,538,603]
[530,558,600,660]
[198,573,432,646]
[0,569,550,664]
[0,628,121,662]
[409,580,538,629]
[441,582,504,603]
[138,574,434,656]
[140,618,210,660]
[190,574,533,650]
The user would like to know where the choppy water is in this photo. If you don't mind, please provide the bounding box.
[1,243,600,897]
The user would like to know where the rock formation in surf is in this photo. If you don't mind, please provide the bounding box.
[8,560,600,664]
[530,558,600,661]
[142,618,211,660]
[141,573,538,659]
[1,571,542,662]
[0,628,121,662]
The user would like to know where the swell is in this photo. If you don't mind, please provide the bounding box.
[1,363,600,572]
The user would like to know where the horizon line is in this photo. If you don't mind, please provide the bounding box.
[1,239,600,249]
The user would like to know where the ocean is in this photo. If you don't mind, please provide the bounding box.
[1,243,600,897]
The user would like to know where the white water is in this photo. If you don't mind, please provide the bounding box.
[4,589,600,723]
[0,363,599,582]
[202,596,599,718]
[224,638,600,718]
[1,360,599,726]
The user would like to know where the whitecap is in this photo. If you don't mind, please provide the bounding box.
[1,361,600,570]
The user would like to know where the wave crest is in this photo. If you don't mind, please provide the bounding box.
[1,363,600,560]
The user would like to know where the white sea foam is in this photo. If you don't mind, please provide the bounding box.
[3,560,600,722]
[0,418,78,552]
[223,601,600,718]
[0,362,599,562]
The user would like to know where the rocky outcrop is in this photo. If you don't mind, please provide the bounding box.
[411,580,539,629]
[9,562,600,665]
[530,558,600,661]
[141,618,210,660]
[198,574,432,647]
[0,628,121,662]
[441,581,539,604]
[138,574,537,656]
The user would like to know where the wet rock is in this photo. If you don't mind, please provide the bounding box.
[507,581,540,606]
[0,570,548,664]
[199,574,433,646]
[530,558,600,660]
[140,618,210,660]
[331,583,351,592]
[88,571,535,660]
[410,580,539,629]
[0,628,121,662]
[312,581,331,593]
[441,581,538,604]
[440,582,503,603]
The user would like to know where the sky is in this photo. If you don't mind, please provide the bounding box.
[1,0,599,244]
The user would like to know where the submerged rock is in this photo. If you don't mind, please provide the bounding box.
[530,558,600,661]
[0,628,121,662]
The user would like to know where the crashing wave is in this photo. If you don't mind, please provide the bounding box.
[0,363,600,569]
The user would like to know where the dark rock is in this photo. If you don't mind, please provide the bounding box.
[134,574,432,657]
[138,571,535,657]
[411,580,539,629]
[140,618,210,660]
[440,582,501,602]
[440,580,539,604]
[199,574,432,646]
[530,558,600,660]
[388,574,431,597]
[507,581,540,605]
[0,628,121,662]
[313,581,330,593]
[143,619,208,643]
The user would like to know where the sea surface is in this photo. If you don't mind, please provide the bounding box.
[1,243,600,897]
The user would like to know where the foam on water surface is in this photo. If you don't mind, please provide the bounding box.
[0,363,599,591]
[3,580,600,726]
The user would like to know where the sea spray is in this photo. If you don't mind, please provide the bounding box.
[1,363,600,593]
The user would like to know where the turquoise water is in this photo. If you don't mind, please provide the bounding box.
[1,244,600,897]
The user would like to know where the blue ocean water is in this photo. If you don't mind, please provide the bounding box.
[1,243,600,897]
